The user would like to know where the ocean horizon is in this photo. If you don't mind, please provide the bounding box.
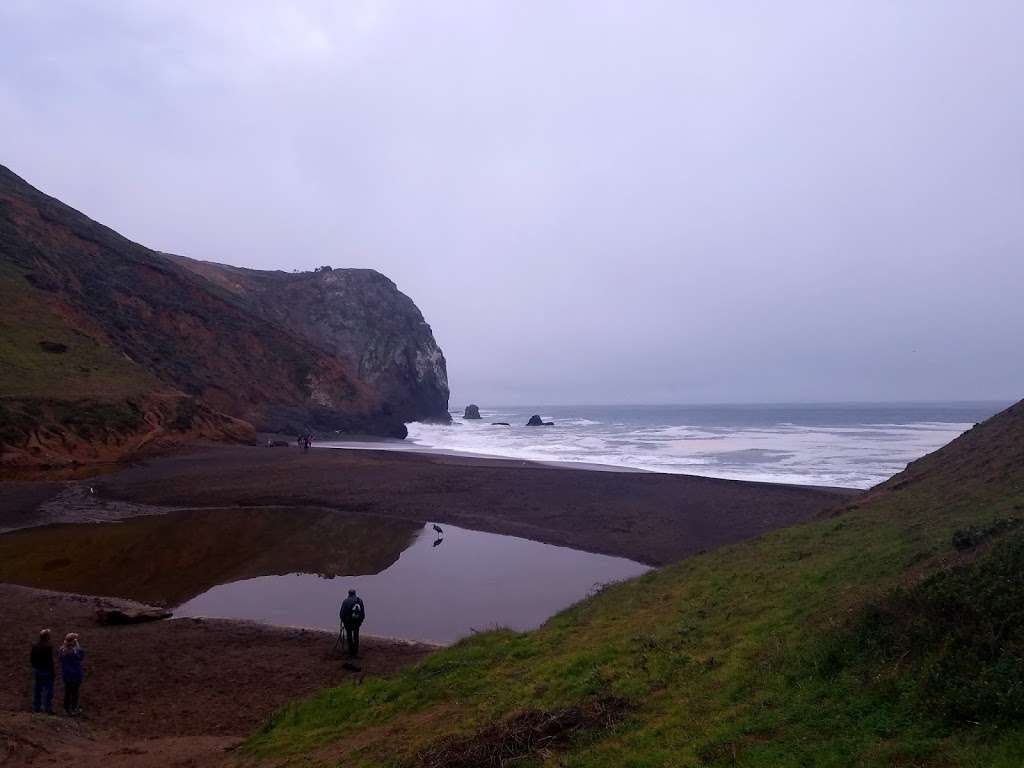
[406,401,1009,489]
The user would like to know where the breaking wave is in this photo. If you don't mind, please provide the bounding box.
[400,403,1006,489]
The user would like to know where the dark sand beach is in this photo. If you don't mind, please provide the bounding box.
[0,583,433,767]
[86,444,854,565]
[0,445,854,765]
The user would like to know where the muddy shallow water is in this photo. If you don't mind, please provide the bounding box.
[0,508,648,644]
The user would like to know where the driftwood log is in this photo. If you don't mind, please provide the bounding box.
[95,604,172,625]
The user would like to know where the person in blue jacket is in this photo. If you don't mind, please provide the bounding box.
[59,632,85,715]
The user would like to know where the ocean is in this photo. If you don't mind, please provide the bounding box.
[405,402,1009,489]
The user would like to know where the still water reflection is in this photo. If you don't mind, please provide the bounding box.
[178,522,649,644]
[0,508,420,605]
[0,509,648,644]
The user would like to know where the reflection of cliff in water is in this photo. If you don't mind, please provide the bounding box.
[0,508,421,606]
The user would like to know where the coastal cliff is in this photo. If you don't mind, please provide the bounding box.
[0,164,449,468]
[166,256,451,425]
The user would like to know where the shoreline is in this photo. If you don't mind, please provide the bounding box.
[1,444,856,565]
[303,436,865,491]
[316,436,655,474]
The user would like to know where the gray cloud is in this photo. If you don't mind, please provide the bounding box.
[3,1,1022,405]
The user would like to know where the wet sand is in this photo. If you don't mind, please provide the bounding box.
[0,583,434,766]
[0,445,855,764]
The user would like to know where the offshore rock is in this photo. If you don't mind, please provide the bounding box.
[526,415,554,427]
[464,404,482,419]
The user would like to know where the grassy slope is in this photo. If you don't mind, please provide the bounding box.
[0,259,258,466]
[247,401,1024,767]
[0,262,160,400]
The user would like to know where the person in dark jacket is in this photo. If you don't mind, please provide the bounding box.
[59,632,85,715]
[339,589,366,657]
[30,629,55,714]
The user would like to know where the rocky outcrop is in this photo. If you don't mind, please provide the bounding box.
[464,404,481,419]
[526,415,554,426]
[168,258,451,426]
[0,164,448,467]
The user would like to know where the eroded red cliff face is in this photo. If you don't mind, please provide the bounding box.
[0,394,255,470]
[0,164,449,468]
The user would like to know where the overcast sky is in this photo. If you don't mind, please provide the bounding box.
[2,2,1022,405]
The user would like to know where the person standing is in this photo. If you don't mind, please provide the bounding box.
[339,589,366,657]
[59,633,85,715]
[29,629,55,714]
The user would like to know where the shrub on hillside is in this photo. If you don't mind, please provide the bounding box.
[817,532,1024,727]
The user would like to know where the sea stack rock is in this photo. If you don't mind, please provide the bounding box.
[526,414,554,426]
[464,404,481,419]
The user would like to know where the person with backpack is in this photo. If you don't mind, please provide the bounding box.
[59,632,85,715]
[29,629,55,714]
[339,589,366,657]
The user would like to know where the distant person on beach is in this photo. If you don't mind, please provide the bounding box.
[29,629,55,714]
[339,589,365,657]
[59,632,85,715]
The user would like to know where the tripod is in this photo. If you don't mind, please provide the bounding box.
[331,623,347,656]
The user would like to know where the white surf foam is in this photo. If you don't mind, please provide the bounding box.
[399,407,984,489]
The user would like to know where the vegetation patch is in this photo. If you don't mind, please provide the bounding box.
[172,396,201,431]
[412,696,632,768]
[0,397,145,447]
[0,268,158,400]
[0,401,36,446]
[951,517,1022,551]
[814,532,1024,728]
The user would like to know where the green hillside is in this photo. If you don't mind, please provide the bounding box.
[246,400,1024,767]
[0,262,160,400]
[0,260,247,467]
